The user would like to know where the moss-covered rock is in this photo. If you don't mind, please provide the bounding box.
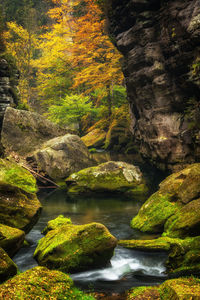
[127,277,200,300]
[0,247,18,283]
[0,266,95,299]
[0,158,37,194]
[81,128,106,148]
[0,159,41,233]
[131,191,181,233]
[119,236,200,275]
[42,215,72,235]
[131,163,200,235]
[0,224,25,257]
[66,161,148,199]
[34,222,117,273]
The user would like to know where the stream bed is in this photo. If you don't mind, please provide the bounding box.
[13,189,168,294]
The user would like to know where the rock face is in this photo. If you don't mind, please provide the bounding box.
[66,161,148,198]
[107,0,200,170]
[0,159,42,233]
[31,134,93,180]
[0,266,95,299]
[0,247,18,283]
[34,221,117,273]
[131,163,200,235]
[1,107,74,156]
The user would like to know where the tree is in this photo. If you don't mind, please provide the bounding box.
[46,94,99,133]
[3,21,38,105]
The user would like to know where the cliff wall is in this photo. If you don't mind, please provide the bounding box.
[107,0,200,171]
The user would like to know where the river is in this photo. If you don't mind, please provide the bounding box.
[13,153,168,294]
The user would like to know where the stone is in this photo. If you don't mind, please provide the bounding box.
[127,278,200,300]
[66,161,148,199]
[0,159,42,233]
[42,215,72,235]
[31,134,93,180]
[131,163,200,235]
[34,222,117,273]
[107,0,200,171]
[1,107,76,156]
[0,224,25,257]
[81,128,106,148]
[0,247,18,283]
[0,266,95,299]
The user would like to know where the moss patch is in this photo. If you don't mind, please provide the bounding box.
[34,222,117,273]
[42,215,72,235]
[0,159,37,194]
[0,266,95,299]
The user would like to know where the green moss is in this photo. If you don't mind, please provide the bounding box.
[0,224,25,257]
[0,159,37,194]
[0,266,95,299]
[42,215,72,235]
[127,286,160,299]
[131,191,181,233]
[34,222,117,273]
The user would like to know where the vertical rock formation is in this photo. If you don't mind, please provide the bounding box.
[107,0,200,171]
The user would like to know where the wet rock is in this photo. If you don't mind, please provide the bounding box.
[0,158,42,233]
[0,247,18,283]
[107,0,200,171]
[131,163,200,235]
[0,266,95,299]
[1,107,75,156]
[31,134,93,180]
[66,161,148,199]
[34,222,117,273]
[0,224,25,257]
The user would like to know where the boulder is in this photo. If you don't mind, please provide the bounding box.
[1,107,75,156]
[0,224,25,257]
[0,247,18,283]
[127,278,200,300]
[34,222,117,273]
[66,161,148,198]
[131,164,200,235]
[81,128,106,148]
[0,159,42,233]
[0,266,95,299]
[42,215,72,235]
[31,134,94,180]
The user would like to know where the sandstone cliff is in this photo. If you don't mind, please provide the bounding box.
[107,0,200,171]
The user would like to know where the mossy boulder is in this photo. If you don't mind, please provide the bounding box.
[0,247,18,283]
[34,222,117,273]
[0,266,95,299]
[119,236,200,275]
[0,224,25,257]
[66,161,148,199]
[131,163,200,235]
[127,277,200,300]
[42,215,72,235]
[0,159,41,233]
[81,128,106,148]
[31,134,93,180]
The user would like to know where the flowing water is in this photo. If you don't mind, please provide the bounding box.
[13,153,168,294]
